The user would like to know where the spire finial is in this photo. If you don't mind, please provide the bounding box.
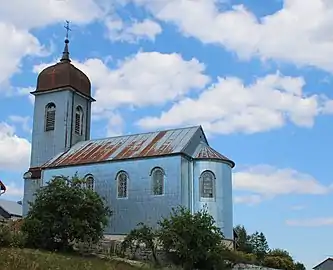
[60,20,72,62]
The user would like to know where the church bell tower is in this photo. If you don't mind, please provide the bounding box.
[23,27,95,216]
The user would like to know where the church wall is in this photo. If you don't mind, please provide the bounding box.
[193,160,233,239]
[42,155,183,234]
[31,90,73,168]
[23,179,42,216]
[180,157,191,209]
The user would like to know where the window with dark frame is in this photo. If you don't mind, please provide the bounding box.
[45,103,56,131]
[117,172,128,198]
[200,171,215,198]
[85,175,94,190]
[151,167,164,195]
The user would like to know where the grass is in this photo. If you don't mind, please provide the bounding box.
[1,248,146,270]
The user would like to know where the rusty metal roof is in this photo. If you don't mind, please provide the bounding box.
[43,126,202,168]
[193,142,235,167]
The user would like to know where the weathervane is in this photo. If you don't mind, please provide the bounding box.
[64,20,71,40]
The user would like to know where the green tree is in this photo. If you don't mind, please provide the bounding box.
[250,231,269,262]
[121,222,158,263]
[22,175,111,251]
[234,225,254,253]
[157,206,229,269]
[263,249,297,270]
[294,261,306,270]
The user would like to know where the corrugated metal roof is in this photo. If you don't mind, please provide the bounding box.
[193,142,235,167]
[0,199,22,217]
[44,126,201,168]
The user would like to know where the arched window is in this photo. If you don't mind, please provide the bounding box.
[45,103,56,131]
[200,170,215,198]
[75,106,83,135]
[116,171,128,198]
[151,167,164,195]
[85,174,94,191]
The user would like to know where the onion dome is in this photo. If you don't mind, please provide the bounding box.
[35,39,91,98]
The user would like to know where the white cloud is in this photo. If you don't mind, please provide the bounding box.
[234,195,262,205]
[286,218,333,227]
[137,72,323,135]
[128,0,333,72]
[14,87,35,105]
[0,22,44,90]
[105,18,162,42]
[0,0,105,30]
[0,122,31,171]
[106,112,125,137]
[8,115,31,133]
[233,165,331,204]
[1,182,23,199]
[34,51,210,116]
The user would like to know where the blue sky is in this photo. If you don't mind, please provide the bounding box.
[1,0,333,268]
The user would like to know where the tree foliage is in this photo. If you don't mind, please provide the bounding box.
[22,175,111,251]
[250,231,270,261]
[234,225,254,253]
[156,206,229,270]
[121,222,158,263]
[233,225,305,269]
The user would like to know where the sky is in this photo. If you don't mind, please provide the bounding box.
[0,0,333,268]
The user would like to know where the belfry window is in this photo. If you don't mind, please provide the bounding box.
[117,171,128,198]
[200,170,215,198]
[151,167,164,195]
[45,103,56,131]
[75,106,83,135]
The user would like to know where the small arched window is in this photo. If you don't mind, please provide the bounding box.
[75,106,83,135]
[200,170,215,198]
[45,103,56,131]
[85,174,94,191]
[116,171,128,198]
[151,167,164,195]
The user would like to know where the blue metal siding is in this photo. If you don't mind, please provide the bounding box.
[24,89,92,217]
[193,160,233,239]
[42,155,182,234]
[30,90,72,168]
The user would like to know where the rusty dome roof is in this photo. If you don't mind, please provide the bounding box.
[35,39,91,98]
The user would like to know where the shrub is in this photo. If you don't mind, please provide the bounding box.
[157,206,227,269]
[22,175,111,251]
[0,223,12,247]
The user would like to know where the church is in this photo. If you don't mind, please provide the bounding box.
[22,37,236,243]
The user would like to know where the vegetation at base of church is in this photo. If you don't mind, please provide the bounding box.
[122,222,159,263]
[1,248,141,270]
[21,175,111,251]
[0,220,26,248]
[122,206,240,270]
[234,225,306,270]
[122,209,306,270]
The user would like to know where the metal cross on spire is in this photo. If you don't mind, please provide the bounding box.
[64,20,71,40]
[61,20,71,62]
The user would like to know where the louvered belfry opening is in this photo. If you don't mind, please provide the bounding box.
[45,103,56,131]
[74,106,83,135]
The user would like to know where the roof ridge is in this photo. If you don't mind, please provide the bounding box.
[87,125,202,142]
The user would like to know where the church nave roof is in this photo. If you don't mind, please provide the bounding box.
[42,126,234,169]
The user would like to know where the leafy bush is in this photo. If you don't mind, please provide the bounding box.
[0,223,12,247]
[121,222,158,263]
[156,206,227,270]
[22,175,111,251]
[0,222,26,248]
